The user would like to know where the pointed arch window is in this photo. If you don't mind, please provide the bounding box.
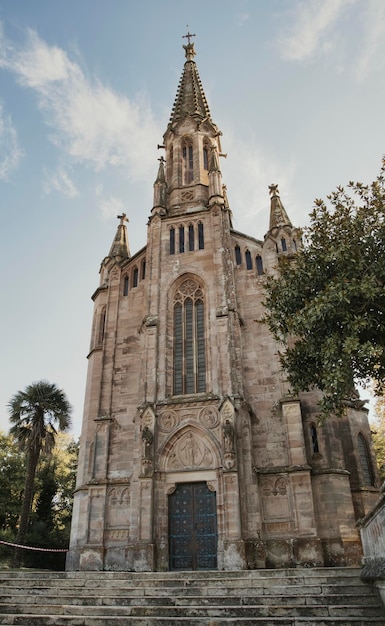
[98,307,106,344]
[245,250,252,270]
[173,279,206,395]
[170,227,175,255]
[123,275,129,296]
[179,226,185,253]
[310,425,319,454]
[203,146,209,170]
[358,433,375,486]
[141,259,146,280]
[133,267,138,288]
[256,255,264,276]
[235,245,242,265]
[198,222,204,250]
[281,238,287,252]
[182,139,194,185]
[188,224,194,251]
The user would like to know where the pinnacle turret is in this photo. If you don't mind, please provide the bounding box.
[168,40,212,125]
[108,213,130,259]
[268,184,292,231]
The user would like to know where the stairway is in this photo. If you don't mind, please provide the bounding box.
[0,567,383,625]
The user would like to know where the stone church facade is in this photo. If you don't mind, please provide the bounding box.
[67,39,380,572]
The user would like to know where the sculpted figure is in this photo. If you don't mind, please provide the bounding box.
[142,426,153,459]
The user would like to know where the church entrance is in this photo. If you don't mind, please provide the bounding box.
[168,482,218,570]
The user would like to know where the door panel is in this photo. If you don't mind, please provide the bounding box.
[169,482,217,570]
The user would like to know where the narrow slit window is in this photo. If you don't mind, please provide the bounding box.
[123,275,129,296]
[203,147,209,170]
[133,267,138,288]
[245,250,252,270]
[170,228,175,255]
[188,224,194,251]
[141,260,146,280]
[235,245,242,265]
[281,238,287,252]
[98,308,106,344]
[179,226,185,253]
[310,425,319,454]
[198,222,204,250]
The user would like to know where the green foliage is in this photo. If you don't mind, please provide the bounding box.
[0,431,79,569]
[0,433,26,534]
[372,395,385,481]
[6,380,73,567]
[264,159,385,418]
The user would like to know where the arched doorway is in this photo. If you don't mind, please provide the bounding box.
[168,482,218,570]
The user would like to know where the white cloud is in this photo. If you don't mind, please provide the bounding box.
[43,166,79,198]
[278,0,357,62]
[222,129,297,236]
[0,102,23,180]
[237,13,250,27]
[0,26,161,180]
[355,0,385,81]
[96,189,125,220]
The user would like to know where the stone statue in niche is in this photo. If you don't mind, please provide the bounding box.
[141,426,154,476]
[142,426,153,459]
[222,418,236,470]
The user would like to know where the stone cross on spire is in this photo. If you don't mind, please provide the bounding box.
[182,27,196,45]
[183,27,196,61]
[117,212,129,226]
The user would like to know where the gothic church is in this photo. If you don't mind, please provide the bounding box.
[67,38,379,572]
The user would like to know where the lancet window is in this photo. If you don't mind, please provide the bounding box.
[133,267,138,288]
[310,424,319,454]
[182,138,194,185]
[188,224,194,251]
[198,222,204,250]
[170,227,175,255]
[245,250,252,270]
[173,278,206,395]
[179,226,185,253]
[256,255,264,276]
[123,275,129,296]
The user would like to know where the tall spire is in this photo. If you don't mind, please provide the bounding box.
[169,33,212,125]
[108,213,130,259]
[268,184,292,230]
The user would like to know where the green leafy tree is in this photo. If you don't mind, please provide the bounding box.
[372,395,385,481]
[264,159,385,418]
[8,380,72,566]
[0,432,26,534]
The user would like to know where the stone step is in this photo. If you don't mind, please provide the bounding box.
[1,603,384,618]
[0,616,385,626]
[0,593,380,607]
[0,567,382,625]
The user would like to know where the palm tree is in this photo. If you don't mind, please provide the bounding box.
[8,380,72,567]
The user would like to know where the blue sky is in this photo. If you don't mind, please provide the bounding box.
[0,0,384,436]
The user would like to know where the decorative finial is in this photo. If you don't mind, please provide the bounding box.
[182,27,196,61]
[182,27,196,46]
[117,212,129,225]
[269,184,279,196]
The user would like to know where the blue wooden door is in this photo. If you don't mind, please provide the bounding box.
[169,482,218,570]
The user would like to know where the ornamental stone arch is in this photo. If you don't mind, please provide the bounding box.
[158,424,221,473]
